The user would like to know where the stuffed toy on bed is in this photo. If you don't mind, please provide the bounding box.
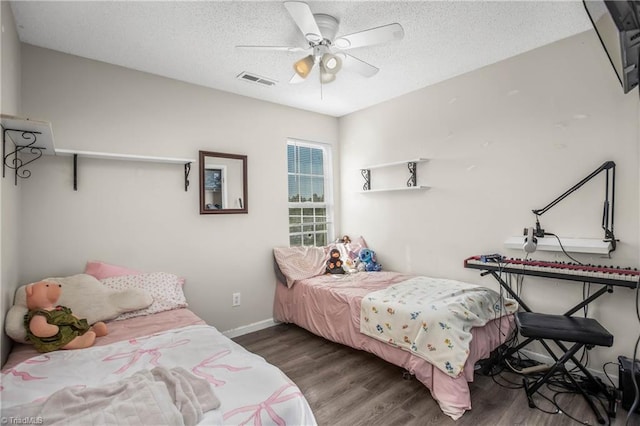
[358,248,382,272]
[6,274,153,346]
[325,248,346,275]
[24,281,109,353]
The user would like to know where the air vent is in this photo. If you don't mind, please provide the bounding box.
[237,72,277,87]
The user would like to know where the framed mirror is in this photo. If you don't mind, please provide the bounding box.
[199,150,248,214]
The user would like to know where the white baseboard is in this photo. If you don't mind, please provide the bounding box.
[519,348,619,384]
[222,318,278,339]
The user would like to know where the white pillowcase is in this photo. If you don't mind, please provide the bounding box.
[101,272,188,320]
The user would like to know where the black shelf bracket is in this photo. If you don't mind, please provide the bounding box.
[73,154,78,191]
[184,162,191,192]
[2,128,46,185]
[407,161,417,187]
[361,169,371,191]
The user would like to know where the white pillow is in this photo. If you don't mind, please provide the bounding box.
[100,272,188,320]
[6,274,153,344]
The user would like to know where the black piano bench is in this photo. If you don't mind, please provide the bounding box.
[515,312,615,424]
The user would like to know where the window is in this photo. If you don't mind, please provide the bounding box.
[287,139,333,246]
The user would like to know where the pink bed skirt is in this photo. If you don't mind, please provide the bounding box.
[273,272,515,420]
[2,308,206,371]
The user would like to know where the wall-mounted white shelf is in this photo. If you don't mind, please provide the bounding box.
[360,158,429,192]
[55,149,195,191]
[504,236,613,255]
[1,115,195,191]
[362,158,429,170]
[55,149,194,164]
[358,186,430,193]
[1,114,56,185]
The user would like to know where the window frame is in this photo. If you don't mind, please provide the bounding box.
[287,138,334,247]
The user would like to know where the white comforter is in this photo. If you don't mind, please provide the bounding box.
[360,276,517,378]
[1,324,316,426]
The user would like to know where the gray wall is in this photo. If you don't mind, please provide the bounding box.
[1,0,22,365]
[339,30,639,369]
[16,45,339,339]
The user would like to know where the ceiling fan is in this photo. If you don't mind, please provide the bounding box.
[236,1,404,84]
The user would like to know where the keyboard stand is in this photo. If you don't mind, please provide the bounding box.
[479,269,614,316]
[472,266,618,420]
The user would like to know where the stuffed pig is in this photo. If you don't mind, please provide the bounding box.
[24,281,108,353]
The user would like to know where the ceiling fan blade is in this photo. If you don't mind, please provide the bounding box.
[284,1,323,42]
[338,53,379,78]
[236,45,308,53]
[333,23,404,50]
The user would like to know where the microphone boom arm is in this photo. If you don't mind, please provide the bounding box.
[531,161,616,252]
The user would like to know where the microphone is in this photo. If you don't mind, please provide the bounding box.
[523,226,537,253]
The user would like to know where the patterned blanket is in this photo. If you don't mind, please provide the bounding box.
[1,324,316,425]
[360,276,517,377]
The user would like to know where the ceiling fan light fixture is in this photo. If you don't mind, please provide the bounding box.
[252,2,402,86]
[293,55,315,78]
[320,53,342,75]
[320,71,336,84]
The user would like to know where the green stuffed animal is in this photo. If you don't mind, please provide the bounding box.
[24,281,108,353]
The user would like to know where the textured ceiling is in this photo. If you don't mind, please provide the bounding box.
[10,1,593,117]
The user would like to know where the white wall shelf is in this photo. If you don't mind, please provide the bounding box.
[1,114,55,185]
[358,186,430,193]
[55,149,195,191]
[1,115,196,191]
[55,149,194,164]
[504,236,613,255]
[362,158,429,170]
[360,158,429,192]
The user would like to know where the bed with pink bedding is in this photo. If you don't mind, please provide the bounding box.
[2,308,317,425]
[2,308,206,370]
[274,270,516,420]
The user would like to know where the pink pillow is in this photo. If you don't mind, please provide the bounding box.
[273,246,328,288]
[85,261,140,280]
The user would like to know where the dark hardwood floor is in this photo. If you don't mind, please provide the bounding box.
[233,324,639,426]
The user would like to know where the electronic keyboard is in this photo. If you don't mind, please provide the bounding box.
[464,256,640,289]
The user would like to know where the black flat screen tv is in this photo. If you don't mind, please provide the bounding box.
[583,0,640,93]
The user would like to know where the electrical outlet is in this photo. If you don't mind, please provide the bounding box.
[232,292,241,307]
